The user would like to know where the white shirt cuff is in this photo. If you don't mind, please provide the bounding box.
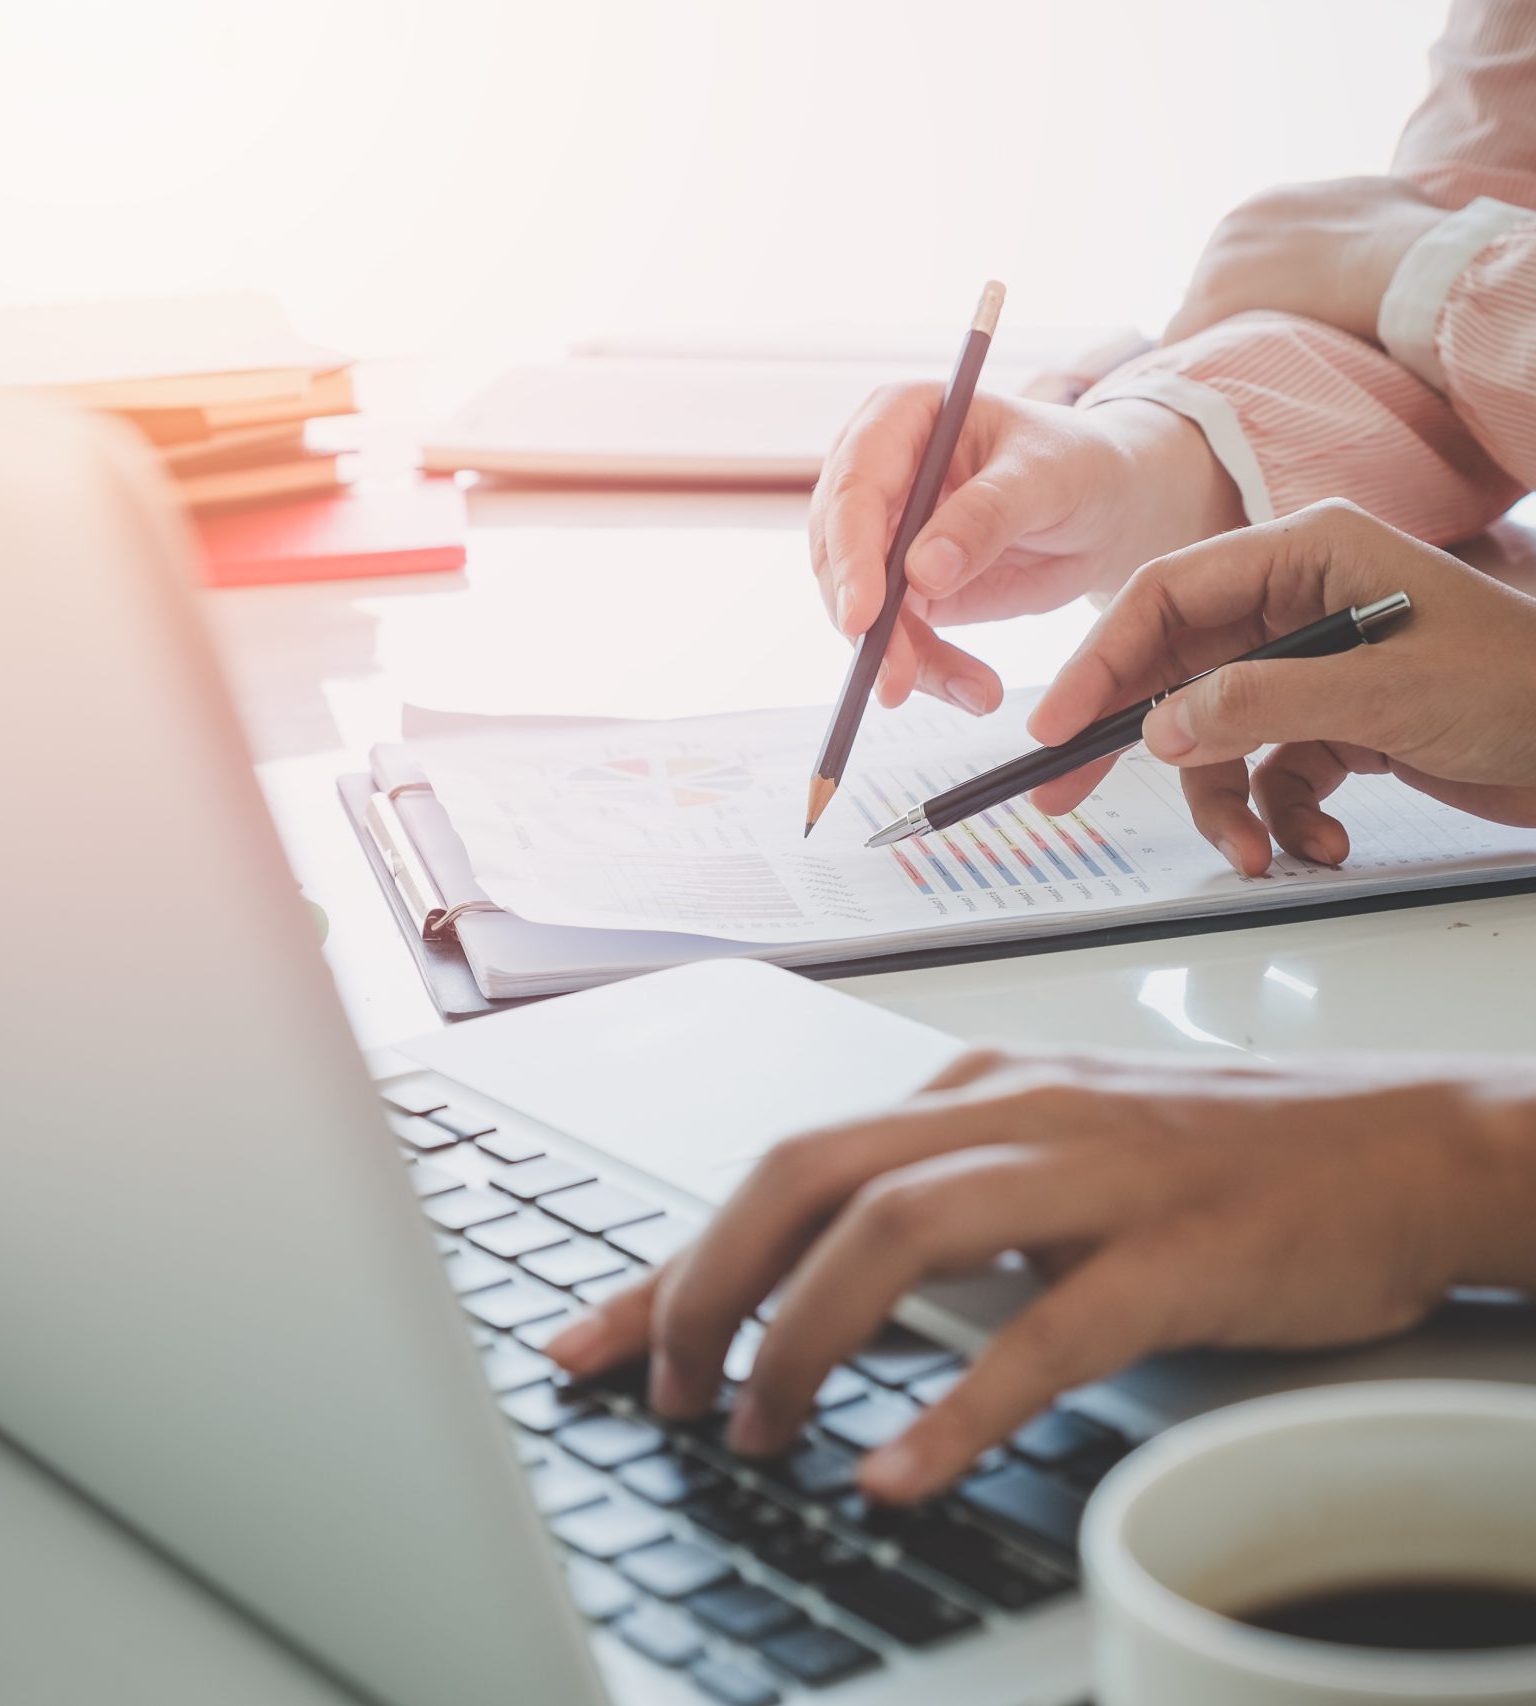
[1084,372,1274,523]
[1377,195,1534,392]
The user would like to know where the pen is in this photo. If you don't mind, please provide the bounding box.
[865,590,1414,848]
[804,280,1006,836]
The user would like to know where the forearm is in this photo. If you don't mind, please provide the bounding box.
[1451,1072,1536,1293]
[1081,312,1523,543]
[1084,398,1244,600]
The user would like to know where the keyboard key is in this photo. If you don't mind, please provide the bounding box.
[379,1078,448,1116]
[519,1239,626,1290]
[957,1462,1087,1557]
[528,1458,606,1517]
[540,1181,661,1235]
[907,1366,964,1407]
[756,1527,862,1585]
[574,1269,638,1307]
[618,1537,735,1600]
[818,1391,920,1455]
[500,1381,596,1435]
[759,1624,879,1687]
[557,1413,667,1470]
[615,1601,703,1668]
[688,1655,781,1706]
[389,1112,460,1152]
[491,1156,596,1201]
[581,1357,652,1405]
[766,1441,859,1502]
[442,1247,514,1296]
[617,1450,722,1508]
[688,1580,804,1642]
[514,1311,574,1350]
[817,1562,980,1646]
[814,1367,868,1411]
[846,1502,1064,1610]
[552,1498,672,1561]
[426,1188,525,1233]
[605,1214,698,1266]
[850,1325,960,1391]
[462,1277,568,1332]
[481,1340,553,1393]
[423,1105,497,1140]
[684,1486,797,1547]
[565,1556,634,1622]
[723,1323,763,1384]
[467,1211,569,1261]
[475,1129,546,1166]
[407,1160,461,1199]
[1010,1408,1115,1469]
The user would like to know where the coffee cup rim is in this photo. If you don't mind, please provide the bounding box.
[1080,1379,1536,1696]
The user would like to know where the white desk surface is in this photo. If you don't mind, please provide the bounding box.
[17,477,1535,1706]
[206,481,1536,1065]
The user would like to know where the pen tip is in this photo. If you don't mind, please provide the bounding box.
[803,822,813,839]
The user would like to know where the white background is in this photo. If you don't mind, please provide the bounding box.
[0,0,1446,357]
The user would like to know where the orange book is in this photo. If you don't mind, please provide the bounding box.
[193,478,467,588]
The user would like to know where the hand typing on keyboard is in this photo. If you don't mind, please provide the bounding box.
[547,1047,1536,1502]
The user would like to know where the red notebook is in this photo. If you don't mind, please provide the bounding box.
[194,477,467,588]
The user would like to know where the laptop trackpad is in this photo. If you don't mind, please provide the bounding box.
[401,959,970,1205]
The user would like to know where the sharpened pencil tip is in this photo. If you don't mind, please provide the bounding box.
[803,773,837,836]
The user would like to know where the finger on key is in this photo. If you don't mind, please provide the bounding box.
[733,1143,1134,1457]
[546,1267,661,1377]
[861,1248,1183,1502]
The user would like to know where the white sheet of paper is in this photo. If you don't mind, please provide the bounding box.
[400,960,966,1204]
[410,691,1536,950]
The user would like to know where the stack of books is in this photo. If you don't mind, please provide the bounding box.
[0,293,356,511]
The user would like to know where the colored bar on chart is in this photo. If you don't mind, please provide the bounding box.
[1073,811,1135,875]
[849,791,883,833]
[1049,817,1103,878]
[964,821,1020,885]
[983,810,1045,883]
[891,848,932,895]
[941,833,991,889]
[914,839,965,893]
[1004,803,1075,881]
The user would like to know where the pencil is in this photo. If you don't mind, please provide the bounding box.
[804,279,1005,836]
[865,591,1414,846]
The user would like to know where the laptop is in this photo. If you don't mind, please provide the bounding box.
[3,395,1533,1706]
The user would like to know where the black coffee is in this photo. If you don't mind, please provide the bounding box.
[1239,1578,1536,1652]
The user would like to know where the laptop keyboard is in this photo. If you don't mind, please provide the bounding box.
[387,1080,1137,1703]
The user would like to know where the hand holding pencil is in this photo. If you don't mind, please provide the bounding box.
[804,280,1006,835]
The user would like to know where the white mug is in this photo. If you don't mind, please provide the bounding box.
[1081,1380,1536,1705]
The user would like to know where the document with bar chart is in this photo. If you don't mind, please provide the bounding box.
[403,692,1536,988]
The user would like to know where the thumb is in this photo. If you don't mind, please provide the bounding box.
[904,451,1060,601]
[1142,655,1389,767]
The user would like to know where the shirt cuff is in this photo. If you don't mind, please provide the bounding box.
[1082,371,1274,523]
[1377,195,1535,392]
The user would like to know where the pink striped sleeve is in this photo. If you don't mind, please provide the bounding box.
[1430,219,1536,486]
[1391,0,1536,209]
[1080,311,1522,543]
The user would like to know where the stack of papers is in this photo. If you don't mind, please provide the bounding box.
[0,293,356,511]
[371,692,1536,999]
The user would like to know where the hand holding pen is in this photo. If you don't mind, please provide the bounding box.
[1023,503,1536,875]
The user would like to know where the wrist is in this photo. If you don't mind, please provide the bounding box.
[1352,200,1446,345]
[1088,399,1244,599]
